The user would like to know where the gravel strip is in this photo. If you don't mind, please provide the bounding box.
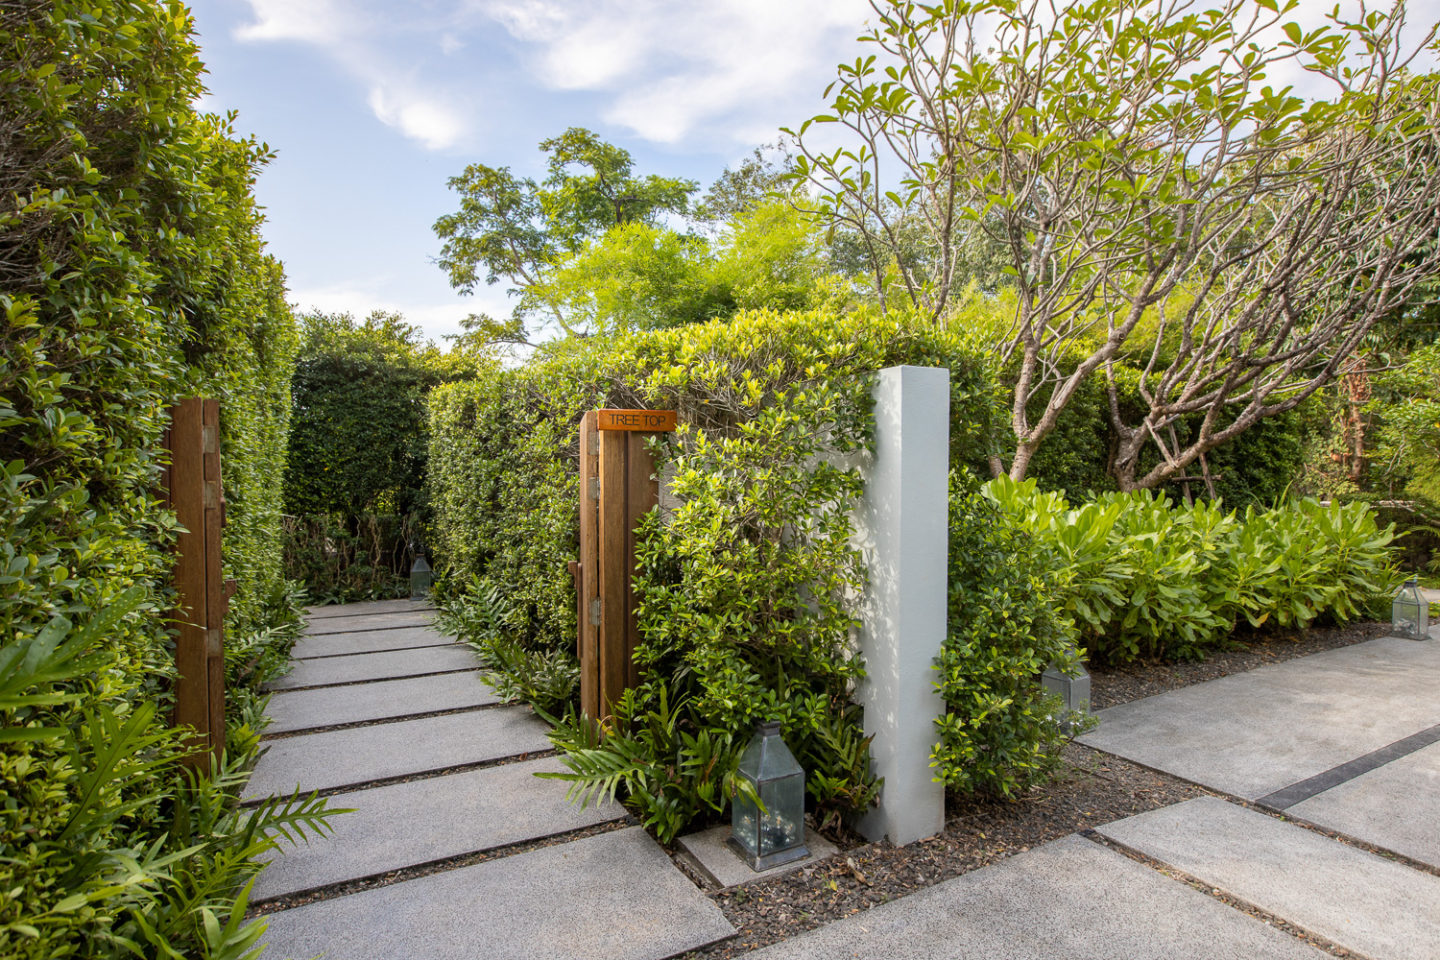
[1090,620,1390,710]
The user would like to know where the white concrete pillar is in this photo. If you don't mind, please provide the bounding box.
[856,365,949,846]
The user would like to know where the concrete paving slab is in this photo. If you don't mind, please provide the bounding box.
[1078,637,1440,799]
[1098,797,1440,960]
[306,599,434,619]
[264,672,500,735]
[741,834,1322,960]
[266,646,478,690]
[303,611,434,635]
[253,756,624,901]
[244,707,551,800]
[258,826,734,960]
[677,825,838,889]
[292,625,456,659]
[1289,739,1440,870]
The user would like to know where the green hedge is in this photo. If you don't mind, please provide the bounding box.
[1,3,323,956]
[430,305,1004,837]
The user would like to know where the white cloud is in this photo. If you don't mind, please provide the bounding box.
[478,0,872,144]
[368,84,465,150]
[233,0,469,151]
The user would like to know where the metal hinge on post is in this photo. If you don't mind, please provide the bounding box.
[589,477,600,501]
[589,598,602,626]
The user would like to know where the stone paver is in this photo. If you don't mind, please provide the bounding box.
[1098,797,1440,960]
[292,625,456,659]
[254,756,624,901]
[258,827,735,960]
[303,611,434,635]
[306,599,434,619]
[266,645,478,690]
[741,834,1323,960]
[264,672,499,735]
[677,825,839,889]
[1078,637,1440,799]
[1289,739,1440,871]
[244,707,551,800]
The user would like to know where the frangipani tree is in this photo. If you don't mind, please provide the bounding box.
[787,0,1440,489]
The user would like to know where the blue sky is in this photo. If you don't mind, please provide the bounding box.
[190,0,875,343]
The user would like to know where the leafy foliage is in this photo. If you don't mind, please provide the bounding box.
[933,473,1088,798]
[988,478,1400,663]
[0,1,320,954]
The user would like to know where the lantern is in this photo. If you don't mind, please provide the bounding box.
[730,722,809,871]
[1392,579,1430,640]
[1042,661,1091,733]
[409,545,432,601]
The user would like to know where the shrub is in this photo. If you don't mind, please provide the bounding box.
[282,513,420,605]
[429,306,1002,837]
[0,2,322,955]
[988,478,1400,663]
[932,473,1086,797]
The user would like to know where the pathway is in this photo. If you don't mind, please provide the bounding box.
[747,622,1440,960]
[249,600,733,960]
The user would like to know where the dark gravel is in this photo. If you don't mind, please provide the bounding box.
[677,744,1210,958]
[676,619,1390,959]
[1090,619,1389,709]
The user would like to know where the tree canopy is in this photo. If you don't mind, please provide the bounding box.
[787,0,1440,489]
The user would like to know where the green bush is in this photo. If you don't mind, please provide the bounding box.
[429,305,1003,837]
[282,513,420,605]
[988,478,1399,663]
[932,473,1086,797]
[0,2,322,955]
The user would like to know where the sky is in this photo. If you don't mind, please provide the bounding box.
[189,0,876,343]
[191,1,1439,346]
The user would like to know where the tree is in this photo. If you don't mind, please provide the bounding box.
[787,0,1440,489]
[433,128,696,337]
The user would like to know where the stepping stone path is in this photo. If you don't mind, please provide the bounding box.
[750,626,1440,960]
[252,602,734,960]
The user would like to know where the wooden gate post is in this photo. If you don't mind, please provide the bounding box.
[164,398,227,769]
[575,409,676,723]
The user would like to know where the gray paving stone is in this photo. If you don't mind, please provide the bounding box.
[1098,797,1440,960]
[266,645,478,690]
[306,599,434,619]
[292,625,456,659]
[1079,637,1440,799]
[677,825,838,889]
[258,827,734,960]
[303,611,434,635]
[742,834,1322,960]
[1289,740,1440,870]
[244,707,551,800]
[264,672,499,734]
[253,756,623,901]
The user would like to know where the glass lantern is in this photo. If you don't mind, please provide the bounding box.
[730,721,809,872]
[1042,660,1091,733]
[409,546,432,601]
[1392,579,1430,640]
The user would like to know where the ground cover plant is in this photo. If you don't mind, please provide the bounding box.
[987,477,1401,663]
[1,2,341,955]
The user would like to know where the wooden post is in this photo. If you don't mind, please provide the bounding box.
[576,410,673,724]
[577,412,601,721]
[166,398,227,769]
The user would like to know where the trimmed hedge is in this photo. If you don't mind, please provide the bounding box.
[1,3,321,956]
[429,305,1004,836]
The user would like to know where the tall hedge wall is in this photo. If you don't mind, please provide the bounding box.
[1,2,300,955]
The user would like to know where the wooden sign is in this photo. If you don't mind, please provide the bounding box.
[596,409,677,432]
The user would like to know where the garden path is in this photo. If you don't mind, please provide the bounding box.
[248,601,733,960]
[746,624,1440,960]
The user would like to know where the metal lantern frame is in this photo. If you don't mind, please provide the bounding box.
[409,545,432,601]
[730,721,810,872]
[1392,578,1430,641]
[1042,660,1091,734]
